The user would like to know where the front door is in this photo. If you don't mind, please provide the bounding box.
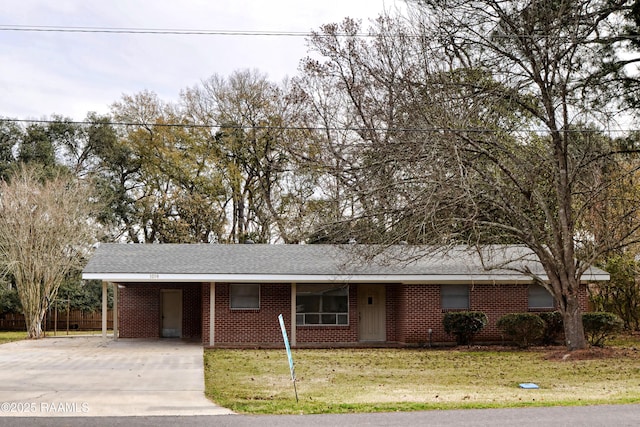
[161,289,182,338]
[358,284,386,342]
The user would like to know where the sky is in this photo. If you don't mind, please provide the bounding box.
[1,1,398,121]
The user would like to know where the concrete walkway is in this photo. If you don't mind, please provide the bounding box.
[0,337,233,417]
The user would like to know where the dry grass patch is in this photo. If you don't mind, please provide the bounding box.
[0,330,111,344]
[204,345,640,414]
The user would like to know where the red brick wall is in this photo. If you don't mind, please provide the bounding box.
[119,284,160,338]
[386,285,401,343]
[118,283,201,339]
[396,283,529,344]
[471,284,527,341]
[205,283,359,346]
[399,284,443,344]
[125,280,591,346]
[388,283,590,345]
[388,284,405,343]
[213,283,291,345]
[579,284,589,311]
[182,285,202,338]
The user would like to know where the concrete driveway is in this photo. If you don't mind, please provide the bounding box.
[0,337,233,417]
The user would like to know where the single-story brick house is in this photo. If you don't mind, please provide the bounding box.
[81,243,608,347]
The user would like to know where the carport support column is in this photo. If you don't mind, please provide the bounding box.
[291,283,296,347]
[102,281,108,339]
[112,282,118,340]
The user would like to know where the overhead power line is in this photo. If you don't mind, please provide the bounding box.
[0,24,331,37]
[2,24,632,40]
[0,117,636,135]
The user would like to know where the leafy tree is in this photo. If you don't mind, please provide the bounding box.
[108,90,227,243]
[0,120,19,180]
[18,124,57,168]
[592,253,640,330]
[0,284,21,315]
[588,0,640,113]
[57,279,112,312]
[83,113,144,241]
[0,165,98,338]
[6,116,90,179]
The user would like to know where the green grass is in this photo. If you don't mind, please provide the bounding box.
[204,343,640,414]
[0,331,27,344]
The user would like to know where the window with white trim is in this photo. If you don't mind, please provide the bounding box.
[441,285,470,309]
[230,284,260,309]
[528,284,554,309]
[296,284,348,325]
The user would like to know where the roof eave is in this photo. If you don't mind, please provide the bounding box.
[81,272,610,284]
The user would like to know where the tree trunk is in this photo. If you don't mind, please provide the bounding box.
[26,311,44,339]
[562,294,587,351]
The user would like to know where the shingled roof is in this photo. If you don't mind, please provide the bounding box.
[82,244,609,284]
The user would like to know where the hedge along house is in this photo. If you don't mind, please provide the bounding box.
[81,243,609,347]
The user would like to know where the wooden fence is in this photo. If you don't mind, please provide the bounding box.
[0,309,113,331]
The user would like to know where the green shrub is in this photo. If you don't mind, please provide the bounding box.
[496,313,545,348]
[537,311,564,345]
[582,312,624,347]
[443,311,488,345]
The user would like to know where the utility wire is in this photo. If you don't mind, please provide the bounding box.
[1,24,634,40]
[0,24,350,37]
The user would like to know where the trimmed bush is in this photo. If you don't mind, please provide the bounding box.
[496,313,545,348]
[537,311,564,345]
[582,312,624,347]
[443,311,488,345]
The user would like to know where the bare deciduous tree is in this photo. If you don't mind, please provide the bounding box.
[182,69,305,243]
[403,0,636,351]
[302,0,638,350]
[0,166,97,338]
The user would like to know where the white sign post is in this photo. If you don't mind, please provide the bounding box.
[278,313,298,403]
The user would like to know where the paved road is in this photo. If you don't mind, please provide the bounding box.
[0,404,639,426]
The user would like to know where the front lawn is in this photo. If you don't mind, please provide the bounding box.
[204,344,640,414]
[0,331,27,344]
